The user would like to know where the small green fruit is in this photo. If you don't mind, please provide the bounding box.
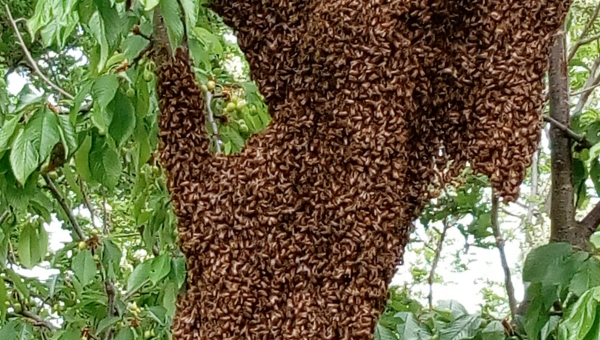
[78,241,87,250]
[201,84,208,92]
[143,71,153,82]
[236,100,246,110]
[13,303,22,313]
[126,88,135,97]
[226,102,236,112]
[239,123,249,133]
[206,80,216,91]
[144,330,152,339]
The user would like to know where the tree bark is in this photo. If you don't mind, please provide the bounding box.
[549,27,584,248]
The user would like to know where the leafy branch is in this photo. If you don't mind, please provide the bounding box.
[427,221,450,310]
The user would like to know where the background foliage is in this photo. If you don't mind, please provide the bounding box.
[0,0,600,339]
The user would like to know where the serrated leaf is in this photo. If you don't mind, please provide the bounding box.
[108,92,136,146]
[95,316,120,336]
[170,256,186,289]
[435,300,468,319]
[28,107,60,162]
[395,312,432,340]
[560,287,600,340]
[570,257,600,296]
[140,0,160,11]
[75,134,93,182]
[193,27,223,56]
[93,75,119,110]
[540,316,560,340]
[482,321,505,340]
[89,138,122,190]
[523,243,574,283]
[114,328,133,340]
[0,277,7,321]
[150,254,171,284]
[72,249,97,286]
[17,222,48,268]
[374,324,397,340]
[57,115,78,157]
[0,113,24,152]
[9,129,39,185]
[163,282,178,318]
[127,261,151,292]
[160,0,185,50]
[122,35,149,62]
[0,320,19,340]
[439,314,481,340]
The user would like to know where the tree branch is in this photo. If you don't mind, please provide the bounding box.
[427,221,450,310]
[491,194,518,320]
[573,55,600,114]
[5,5,74,100]
[8,310,56,331]
[580,203,600,239]
[42,174,85,240]
[205,90,222,153]
[543,115,592,148]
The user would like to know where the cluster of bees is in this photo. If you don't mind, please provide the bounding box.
[156,0,571,338]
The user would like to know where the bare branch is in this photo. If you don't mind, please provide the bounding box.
[427,221,450,310]
[205,90,222,153]
[80,178,97,228]
[5,5,74,100]
[42,174,85,240]
[491,194,518,320]
[580,202,600,239]
[543,115,592,148]
[573,56,600,114]
[8,310,56,331]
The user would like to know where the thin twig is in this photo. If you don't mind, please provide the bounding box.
[205,90,222,153]
[491,194,518,320]
[8,311,56,331]
[80,178,96,228]
[42,174,85,240]
[543,115,592,148]
[427,221,450,310]
[5,5,74,100]
[573,55,600,114]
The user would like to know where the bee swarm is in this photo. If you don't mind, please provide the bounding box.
[156,0,571,339]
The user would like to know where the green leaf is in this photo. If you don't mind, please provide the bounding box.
[89,138,122,190]
[0,113,24,152]
[193,27,223,56]
[57,115,78,157]
[481,321,505,340]
[108,92,136,146]
[435,300,468,319]
[0,320,19,340]
[591,159,600,198]
[93,75,119,110]
[4,268,29,299]
[140,0,160,11]
[0,277,7,321]
[114,328,133,340]
[163,282,178,318]
[523,243,574,283]
[570,257,600,296]
[374,324,397,340]
[9,129,39,185]
[127,261,151,292]
[122,35,149,62]
[559,287,600,340]
[170,256,186,289]
[75,134,93,182]
[95,316,120,336]
[72,249,97,286]
[395,312,432,340]
[160,0,185,50]
[17,222,48,268]
[540,316,560,340]
[439,315,481,340]
[150,254,171,284]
